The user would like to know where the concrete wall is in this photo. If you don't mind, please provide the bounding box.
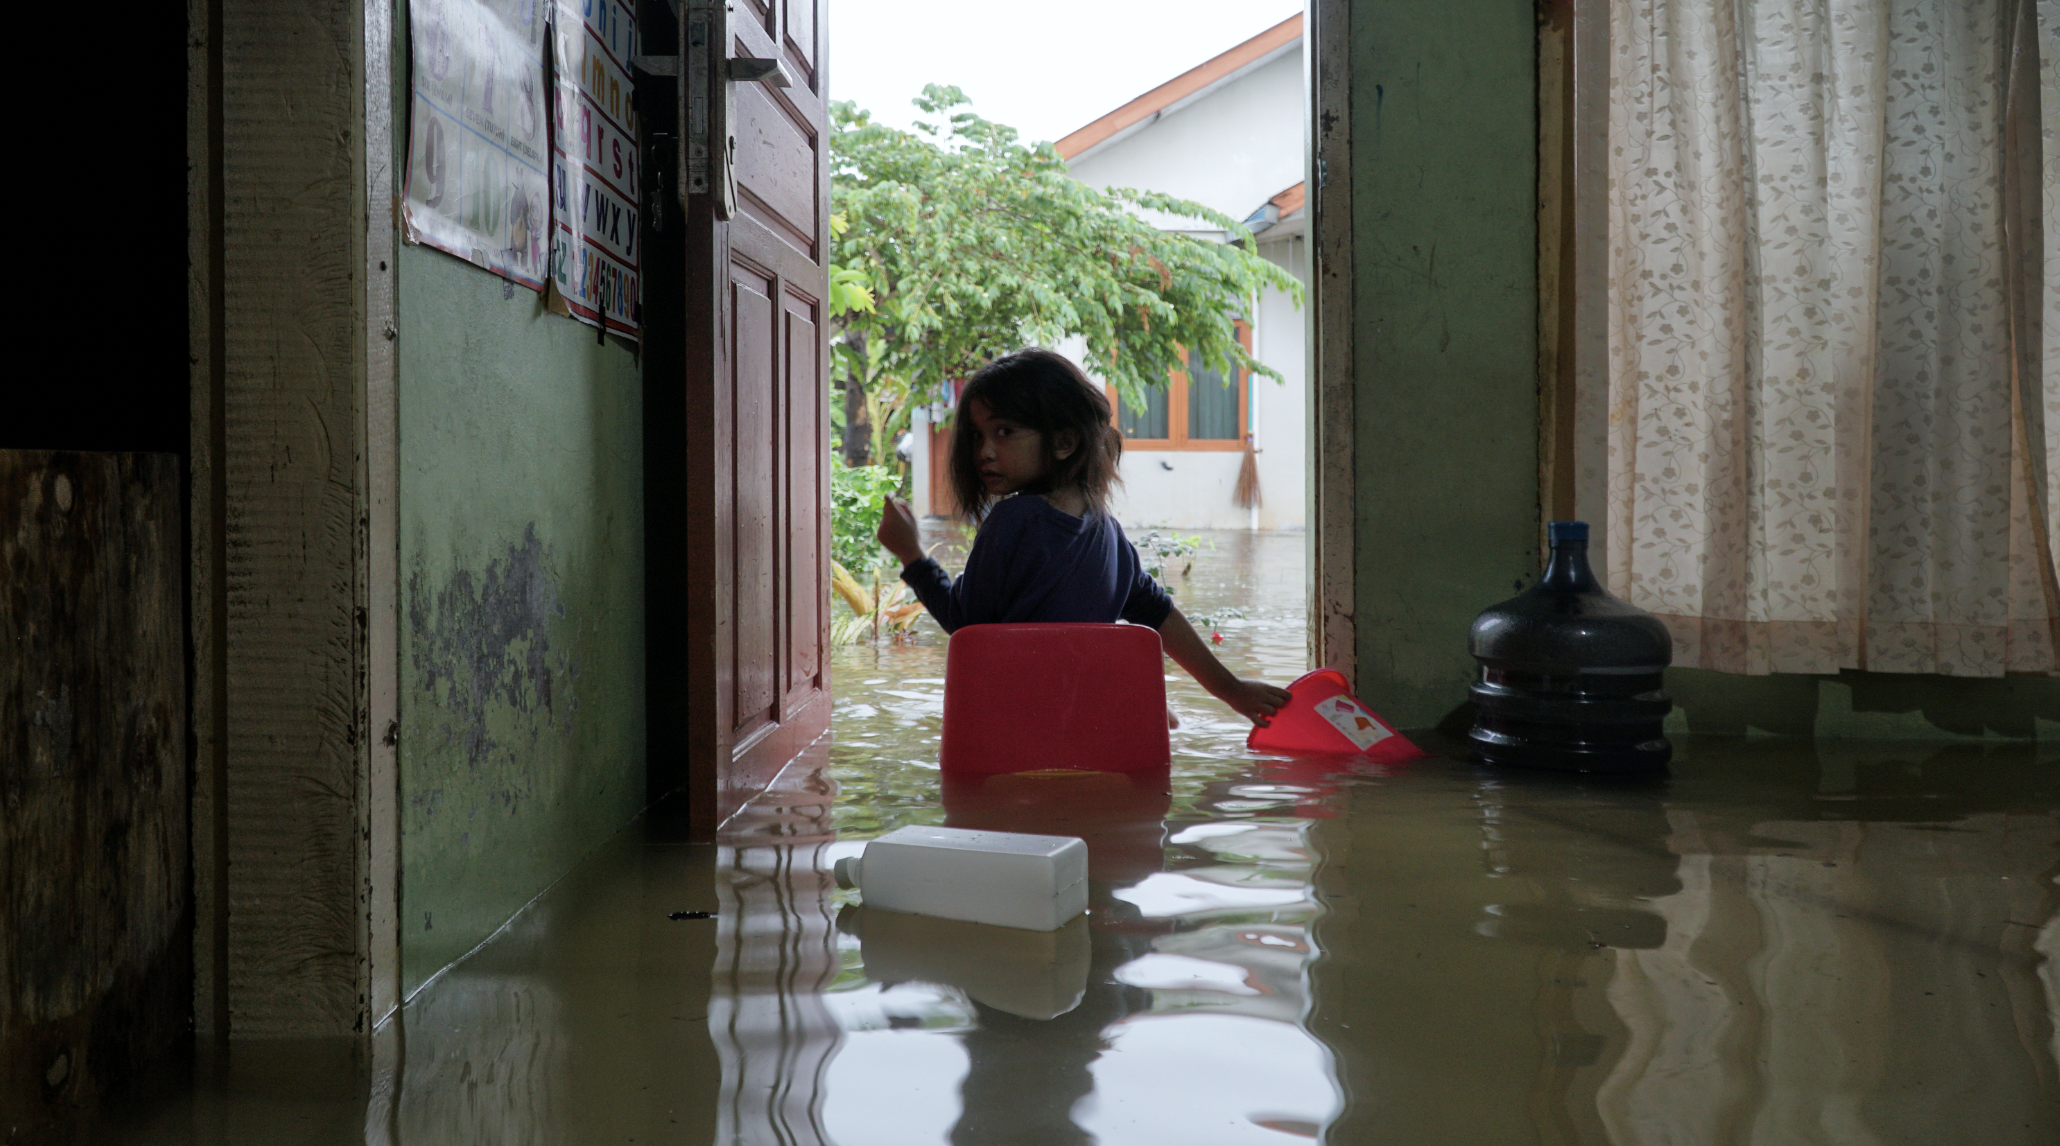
[1345,1,1541,730]
[1108,234,1308,531]
[394,220,646,995]
[1248,236,1309,532]
[3,453,187,1136]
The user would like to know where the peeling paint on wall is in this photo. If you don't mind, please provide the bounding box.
[407,524,580,814]
[395,242,644,997]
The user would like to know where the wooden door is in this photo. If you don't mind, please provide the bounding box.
[681,0,830,837]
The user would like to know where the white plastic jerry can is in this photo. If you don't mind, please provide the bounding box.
[833,825,1089,932]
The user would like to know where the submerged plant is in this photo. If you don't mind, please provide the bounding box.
[831,559,927,645]
[1133,530,1206,583]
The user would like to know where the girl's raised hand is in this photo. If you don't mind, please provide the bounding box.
[876,494,923,566]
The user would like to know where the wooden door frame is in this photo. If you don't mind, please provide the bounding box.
[1534,0,1611,545]
[1308,0,1356,681]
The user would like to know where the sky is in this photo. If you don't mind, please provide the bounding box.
[827,0,1305,146]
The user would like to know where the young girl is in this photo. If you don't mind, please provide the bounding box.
[876,348,1292,726]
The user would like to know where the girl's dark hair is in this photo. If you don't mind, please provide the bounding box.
[949,348,1123,521]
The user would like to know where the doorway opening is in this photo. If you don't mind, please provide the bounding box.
[823,12,1319,748]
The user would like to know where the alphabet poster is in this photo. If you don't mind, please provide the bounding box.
[548,0,641,337]
[403,0,552,290]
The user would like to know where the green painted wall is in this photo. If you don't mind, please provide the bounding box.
[1348,0,1540,731]
[1342,6,2055,740]
[395,246,646,995]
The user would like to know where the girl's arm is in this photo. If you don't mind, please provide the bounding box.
[1156,607,1293,725]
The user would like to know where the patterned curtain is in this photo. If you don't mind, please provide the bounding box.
[1605,0,2060,676]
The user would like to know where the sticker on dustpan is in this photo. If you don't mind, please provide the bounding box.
[1315,695,1393,751]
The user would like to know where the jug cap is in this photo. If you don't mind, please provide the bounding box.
[1547,521,1589,544]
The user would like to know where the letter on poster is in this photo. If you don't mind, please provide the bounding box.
[403,0,552,289]
[548,0,641,337]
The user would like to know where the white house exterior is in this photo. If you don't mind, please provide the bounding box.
[911,15,1309,531]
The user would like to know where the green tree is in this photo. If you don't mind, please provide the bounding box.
[830,86,1301,471]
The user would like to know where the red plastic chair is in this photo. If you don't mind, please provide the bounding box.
[940,624,1171,775]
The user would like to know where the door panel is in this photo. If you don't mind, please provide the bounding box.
[784,298,823,703]
[730,267,778,736]
[682,0,830,837]
[739,0,774,35]
[733,84,819,257]
[782,0,818,85]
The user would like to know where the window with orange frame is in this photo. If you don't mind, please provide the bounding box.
[1106,321,1251,451]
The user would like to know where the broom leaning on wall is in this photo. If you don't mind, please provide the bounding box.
[1233,432,1261,520]
[1232,325,1261,528]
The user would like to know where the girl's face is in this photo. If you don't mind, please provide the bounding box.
[965,399,1073,496]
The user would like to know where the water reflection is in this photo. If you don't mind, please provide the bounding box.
[1589,743,2060,1146]
[808,752,1340,1146]
[843,909,1092,1020]
[107,737,2060,1146]
[100,530,2060,1145]
[1307,737,2060,1146]
[712,764,841,1146]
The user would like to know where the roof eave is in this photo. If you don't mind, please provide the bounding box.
[1055,14,1304,163]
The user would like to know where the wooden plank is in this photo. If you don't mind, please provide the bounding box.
[1309,0,1357,680]
[187,0,230,1043]
[1536,0,1575,534]
[683,197,729,841]
[220,0,363,1032]
[1570,1,1610,548]
[1,451,188,1137]
[361,0,403,1033]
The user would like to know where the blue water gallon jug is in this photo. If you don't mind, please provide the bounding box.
[1467,522,1673,773]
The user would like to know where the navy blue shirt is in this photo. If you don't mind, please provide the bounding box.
[901,495,1174,634]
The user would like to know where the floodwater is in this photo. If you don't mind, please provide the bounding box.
[111,531,2060,1144]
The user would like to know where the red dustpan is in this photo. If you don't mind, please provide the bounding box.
[1247,669,1425,765]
